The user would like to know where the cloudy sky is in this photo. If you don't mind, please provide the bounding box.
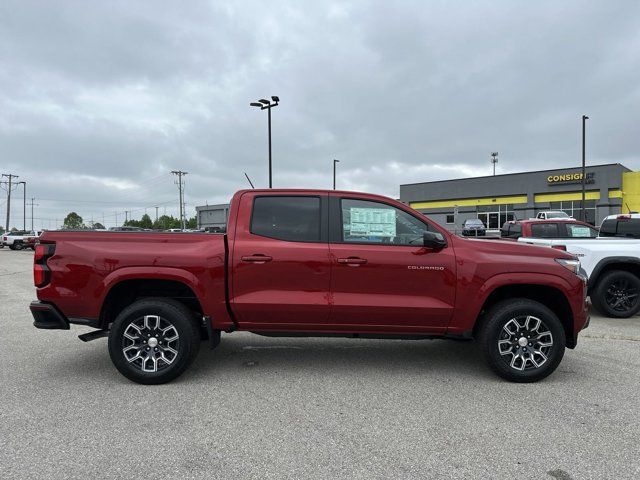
[1,0,639,229]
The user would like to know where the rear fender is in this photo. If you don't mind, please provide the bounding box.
[100,267,205,310]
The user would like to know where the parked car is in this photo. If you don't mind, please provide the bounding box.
[30,189,588,384]
[598,214,640,239]
[2,230,40,250]
[461,218,486,236]
[535,211,573,220]
[517,233,640,318]
[501,219,598,240]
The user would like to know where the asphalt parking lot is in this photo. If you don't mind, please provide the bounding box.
[1,248,639,479]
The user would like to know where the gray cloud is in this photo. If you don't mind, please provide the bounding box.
[1,0,639,228]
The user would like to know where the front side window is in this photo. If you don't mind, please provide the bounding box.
[341,199,432,245]
[251,196,321,242]
[566,224,598,238]
[531,223,559,238]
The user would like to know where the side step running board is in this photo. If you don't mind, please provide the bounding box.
[78,329,109,342]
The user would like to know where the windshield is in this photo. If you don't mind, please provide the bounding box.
[465,219,484,226]
[546,212,569,218]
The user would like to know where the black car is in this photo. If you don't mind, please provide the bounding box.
[461,219,486,236]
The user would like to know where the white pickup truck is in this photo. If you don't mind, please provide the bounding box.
[518,237,640,318]
[1,231,40,250]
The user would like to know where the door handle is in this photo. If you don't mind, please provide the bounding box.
[337,257,367,266]
[241,254,273,263]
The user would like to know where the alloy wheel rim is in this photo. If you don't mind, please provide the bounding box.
[497,315,553,371]
[605,279,639,312]
[122,315,180,373]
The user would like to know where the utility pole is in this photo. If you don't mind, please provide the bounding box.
[333,159,340,190]
[27,198,38,231]
[2,173,19,232]
[18,181,26,231]
[114,211,118,227]
[125,211,129,224]
[155,206,159,223]
[171,170,188,229]
[490,152,498,176]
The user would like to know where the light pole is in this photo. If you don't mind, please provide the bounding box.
[333,159,340,190]
[250,96,279,188]
[581,115,589,222]
[18,181,26,231]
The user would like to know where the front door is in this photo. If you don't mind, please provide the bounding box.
[328,195,456,331]
[231,193,331,327]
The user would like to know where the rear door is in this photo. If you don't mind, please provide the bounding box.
[230,193,331,327]
[327,194,456,331]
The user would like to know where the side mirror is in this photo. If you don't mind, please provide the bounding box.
[423,231,447,249]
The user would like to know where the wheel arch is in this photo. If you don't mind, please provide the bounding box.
[99,277,204,329]
[474,283,575,348]
[588,257,640,293]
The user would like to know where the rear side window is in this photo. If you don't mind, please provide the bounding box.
[251,196,321,242]
[531,223,559,238]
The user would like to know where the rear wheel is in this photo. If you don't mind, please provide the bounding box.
[479,299,566,382]
[108,298,200,384]
[591,270,640,318]
[13,241,23,250]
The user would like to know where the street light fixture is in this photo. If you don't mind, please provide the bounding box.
[581,115,589,222]
[250,95,280,188]
[333,159,340,190]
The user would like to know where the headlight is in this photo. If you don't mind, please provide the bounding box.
[555,258,580,275]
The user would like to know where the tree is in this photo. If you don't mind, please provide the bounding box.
[154,215,180,230]
[139,214,153,229]
[63,212,83,229]
[186,216,197,229]
[91,222,105,230]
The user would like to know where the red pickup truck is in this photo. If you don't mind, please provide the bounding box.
[30,189,588,384]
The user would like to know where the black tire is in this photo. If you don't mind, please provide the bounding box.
[13,241,23,250]
[108,298,201,384]
[591,270,640,318]
[479,299,566,383]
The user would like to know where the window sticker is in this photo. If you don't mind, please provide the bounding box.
[569,226,592,237]
[349,207,396,237]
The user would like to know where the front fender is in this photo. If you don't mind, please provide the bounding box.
[450,272,577,335]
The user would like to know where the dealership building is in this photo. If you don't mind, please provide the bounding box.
[400,163,640,231]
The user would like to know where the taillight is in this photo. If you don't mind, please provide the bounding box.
[34,243,55,287]
[552,245,567,251]
[617,215,631,220]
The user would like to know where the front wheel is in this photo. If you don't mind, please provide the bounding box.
[479,299,566,382]
[591,270,640,318]
[108,298,200,384]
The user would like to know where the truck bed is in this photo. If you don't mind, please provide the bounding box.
[36,230,231,329]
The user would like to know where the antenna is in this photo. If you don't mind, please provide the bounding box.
[244,172,255,189]
[490,152,499,176]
